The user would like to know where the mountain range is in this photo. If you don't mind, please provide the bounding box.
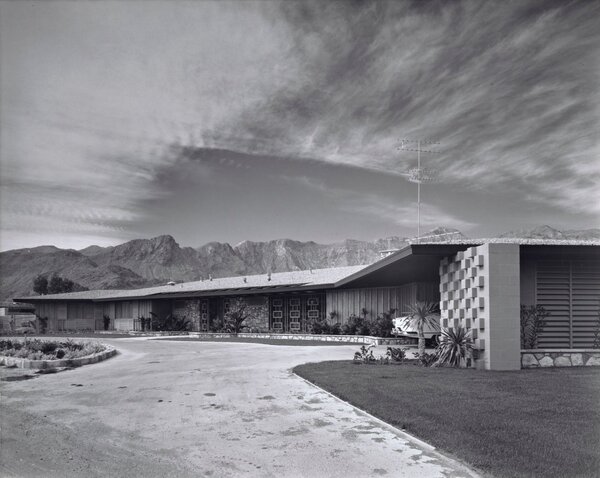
[1,225,598,301]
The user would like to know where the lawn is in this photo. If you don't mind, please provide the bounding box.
[294,361,600,478]
[162,337,354,346]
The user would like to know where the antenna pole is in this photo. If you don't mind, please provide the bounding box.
[397,138,440,245]
[417,140,421,244]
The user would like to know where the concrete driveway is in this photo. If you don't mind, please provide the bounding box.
[1,338,478,477]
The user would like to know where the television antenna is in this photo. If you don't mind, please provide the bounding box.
[397,139,441,243]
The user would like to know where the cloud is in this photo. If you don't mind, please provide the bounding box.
[211,1,600,214]
[1,1,598,250]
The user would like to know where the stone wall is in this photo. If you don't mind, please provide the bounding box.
[173,299,201,331]
[521,349,600,368]
[235,296,269,332]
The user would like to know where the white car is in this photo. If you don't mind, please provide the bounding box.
[392,315,441,344]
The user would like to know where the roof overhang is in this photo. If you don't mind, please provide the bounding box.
[520,244,600,260]
[334,243,478,288]
[92,283,335,301]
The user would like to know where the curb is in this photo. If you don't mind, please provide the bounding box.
[0,345,117,369]
[292,371,481,478]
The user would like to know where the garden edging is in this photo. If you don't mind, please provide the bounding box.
[0,345,117,369]
[186,332,413,345]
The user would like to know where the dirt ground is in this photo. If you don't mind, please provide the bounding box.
[1,338,478,477]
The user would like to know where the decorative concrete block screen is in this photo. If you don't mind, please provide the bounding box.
[440,247,487,355]
[440,243,521,370]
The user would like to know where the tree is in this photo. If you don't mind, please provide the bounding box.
[403,302,440,356]
[33,275,48,295]
[223,298,254,334]
[46,275,88,294]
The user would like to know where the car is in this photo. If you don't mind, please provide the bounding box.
[391,315,441,345]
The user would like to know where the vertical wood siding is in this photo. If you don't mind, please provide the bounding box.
[325,283,438,322]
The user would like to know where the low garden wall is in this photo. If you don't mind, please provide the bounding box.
[187,332,412,346]
[521,349,600,368]
[0,345,117,369]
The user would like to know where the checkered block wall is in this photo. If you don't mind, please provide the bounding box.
[440,246,486,353]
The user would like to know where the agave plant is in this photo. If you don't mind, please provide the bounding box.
[436,326,473,368]
[403,302,440,357]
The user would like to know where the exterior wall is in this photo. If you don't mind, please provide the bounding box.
[173,299,201,331]
[65,302,95,330]
[521,349,600,368]
[325,283,438,323]
[440,243,521,370]
[225,296,269,332]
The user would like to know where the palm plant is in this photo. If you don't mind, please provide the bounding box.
[403,302,440,356]
[436,326,473,368]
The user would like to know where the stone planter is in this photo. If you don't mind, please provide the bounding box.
[0,345,117,369]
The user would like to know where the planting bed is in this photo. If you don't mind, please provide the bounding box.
[0,338,116,369]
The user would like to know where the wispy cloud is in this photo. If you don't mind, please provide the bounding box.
[1,0,598,250]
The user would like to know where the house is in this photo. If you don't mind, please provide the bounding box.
[0,301,36,331]
[15,241,600,370]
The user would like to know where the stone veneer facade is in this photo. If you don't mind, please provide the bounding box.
[440,243,521,370]
[172,299,201,331]
[224,296,269,332]
[521,349,600,368]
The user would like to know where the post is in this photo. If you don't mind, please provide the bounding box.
[417,140,421,243]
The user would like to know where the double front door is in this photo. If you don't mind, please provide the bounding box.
[270,296,322,332]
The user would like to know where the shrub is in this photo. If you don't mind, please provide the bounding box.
[386,346,409,362]
[37,316,48,334]
[329,323,341,335]
[371,309,396,338]
[520,305,549,349]
[0,339,106,360]
[150,313,191,332]
[342,315,372,336]
[416,351,439,367]
[353,345,376,363]
[311,318,342,335]
[435,326,473,368]
[103,314,111,331]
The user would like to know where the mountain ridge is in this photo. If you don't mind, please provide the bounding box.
[1,225,598,300]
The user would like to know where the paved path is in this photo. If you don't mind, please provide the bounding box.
[1,339,478,477]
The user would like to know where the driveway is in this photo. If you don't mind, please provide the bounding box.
[1,338,477,477]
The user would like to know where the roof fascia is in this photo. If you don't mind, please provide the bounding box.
[93,283,335,301]
[333,245,416,288]
[332,243,480,288]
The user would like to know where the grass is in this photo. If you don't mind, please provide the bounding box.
[163,337,356,346]
[294,360,600,478]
